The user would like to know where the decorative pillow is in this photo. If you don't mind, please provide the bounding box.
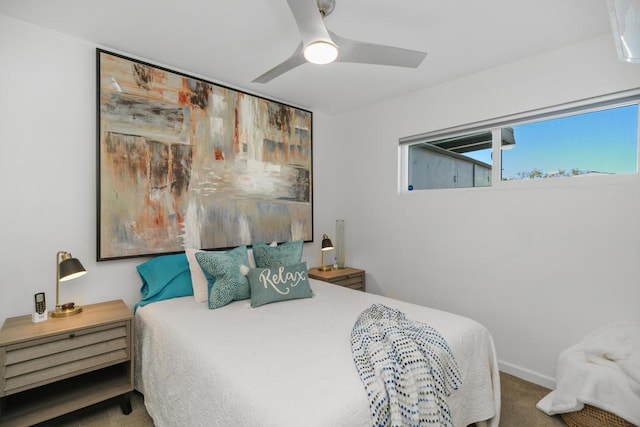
[186,243,277,303]
[195,245,251,309]
[135,253,193,311]
[247,262,313,308]
[253,240,303,268]
[247,241,277,268]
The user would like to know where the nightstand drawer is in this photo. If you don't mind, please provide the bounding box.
[3,322,129,395]
[308,267,366,291]
[332,273,365,290]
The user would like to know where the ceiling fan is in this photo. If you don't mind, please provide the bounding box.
[252,0,428,83]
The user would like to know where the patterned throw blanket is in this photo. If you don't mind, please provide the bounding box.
[351,304,462,427]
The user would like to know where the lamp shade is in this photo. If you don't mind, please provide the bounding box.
[59,257,87,281]
[321,234,334,250]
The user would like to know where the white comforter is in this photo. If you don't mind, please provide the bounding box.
[135,279,500,427]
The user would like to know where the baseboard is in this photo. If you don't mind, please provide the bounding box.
[498,360,556,390]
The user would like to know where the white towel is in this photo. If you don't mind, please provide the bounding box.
[537,321,640,425]
[584,321,640,393]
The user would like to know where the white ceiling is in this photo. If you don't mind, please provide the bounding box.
[0,0,614,115]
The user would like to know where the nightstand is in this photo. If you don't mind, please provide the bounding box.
[0,299,134,426]
[308,267,366,291]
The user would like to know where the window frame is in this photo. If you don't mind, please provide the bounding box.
[399,88,640,193]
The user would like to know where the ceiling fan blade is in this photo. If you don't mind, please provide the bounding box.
[286,0,334,46]
[330,31,427,68]
[252,43,306,83]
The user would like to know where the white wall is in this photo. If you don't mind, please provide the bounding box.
[0,14,337,322]
[329,34,640,387]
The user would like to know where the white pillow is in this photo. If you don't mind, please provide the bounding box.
[185,248,207,303]
[186,242,277,303]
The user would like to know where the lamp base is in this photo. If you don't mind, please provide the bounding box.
[318,265,333,272]
[51,304,83,318]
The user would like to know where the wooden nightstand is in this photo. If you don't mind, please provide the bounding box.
[0,299,134,426]
[308,267,366,291]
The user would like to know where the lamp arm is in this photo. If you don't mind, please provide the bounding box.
[55,251,62,308]
[55,250,70,309]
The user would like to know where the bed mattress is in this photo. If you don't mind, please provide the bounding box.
[135,278,500,426]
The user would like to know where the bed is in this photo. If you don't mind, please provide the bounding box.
[134,277,500,426]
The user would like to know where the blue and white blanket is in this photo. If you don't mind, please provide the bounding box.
[351,304,462,427]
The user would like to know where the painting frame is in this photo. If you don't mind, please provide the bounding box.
[96,49,313,261]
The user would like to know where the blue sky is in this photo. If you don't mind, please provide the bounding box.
[467,103,639,179]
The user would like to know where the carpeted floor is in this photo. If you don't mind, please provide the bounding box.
[36,392,153,427]
[499,372,566,426]
[43,372,566,426]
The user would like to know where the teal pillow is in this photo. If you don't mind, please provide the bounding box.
[247,262,313,308]
[135,253,193,311]
[195,246,251,309]
[253,240,303,268]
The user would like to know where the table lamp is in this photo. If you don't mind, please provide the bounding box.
[51,251,87,318]
[319,234,334,271]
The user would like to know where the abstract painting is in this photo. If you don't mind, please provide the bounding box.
[97,49,313,260]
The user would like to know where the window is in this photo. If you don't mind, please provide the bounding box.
[400,90,640,191]
[408,140,492,190]
[502,104,638,180]
[407,129,516,190]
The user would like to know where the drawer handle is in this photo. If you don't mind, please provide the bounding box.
[69,333,76,339]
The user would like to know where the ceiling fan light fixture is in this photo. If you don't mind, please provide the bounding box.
[303,41,338,64]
